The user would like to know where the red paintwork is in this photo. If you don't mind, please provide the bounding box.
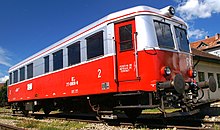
[8,49,192,102]
[8,57,116,102]
[8,19,192,103]
[114,20,137,82]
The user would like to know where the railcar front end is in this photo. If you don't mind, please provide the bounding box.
[111,6,217,118]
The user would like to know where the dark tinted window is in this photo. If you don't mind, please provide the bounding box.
[27,63,33,79]
[208,73,214,78]
[86,31,104,59]
[154,20,174,49]
[217,74,220,88]
[198,72,205,82]
[9,73,12,84]
[13,70,18,83]
[68,42,80,66]
[53,50,63,71]
[119,24,133,51]
[19,67,25,81]
[44,56,49,73]
[175,27,190,52]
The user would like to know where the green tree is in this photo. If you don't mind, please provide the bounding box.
[0,80,8,106]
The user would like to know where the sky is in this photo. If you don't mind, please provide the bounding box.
[0,0,220,83]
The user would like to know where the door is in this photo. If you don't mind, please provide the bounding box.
[114,20,138,82]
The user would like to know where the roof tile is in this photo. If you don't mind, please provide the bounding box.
[190,33,220,50]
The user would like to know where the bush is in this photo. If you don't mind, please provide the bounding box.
[0,81,8,106]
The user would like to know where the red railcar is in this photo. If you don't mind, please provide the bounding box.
[8,5,216,118]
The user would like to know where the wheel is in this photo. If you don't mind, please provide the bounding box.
[124,109,142,119]
[43,107,51,115]
[22,110,29,117]
[12,110,15,114]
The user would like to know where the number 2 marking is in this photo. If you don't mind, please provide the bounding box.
[98,69,101,78]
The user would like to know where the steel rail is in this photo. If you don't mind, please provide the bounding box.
[0,123,24,130]
[2,110,220,129]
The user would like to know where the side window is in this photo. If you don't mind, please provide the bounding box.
[174,26,190,52]
[119,24,133,51]
[53,50,63,71]
[19,67,25,81]
[217,74,220,88]
[68,42,81,66]
[154,20,174,49]
[86,31,104,59]
[208,73,214,78]
[9,73,12,85]
[13,70,18,83]
[27,63,33,79]
[44,56,49,73]
[198,72,205,82]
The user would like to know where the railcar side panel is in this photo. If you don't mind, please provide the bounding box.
[8,56,116,102]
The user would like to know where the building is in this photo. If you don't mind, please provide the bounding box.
[191,33,220,56]
[191,45,220,100]
[190,33,220,100]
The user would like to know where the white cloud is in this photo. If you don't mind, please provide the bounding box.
[0,76,9,83]
[188,28,208,39]
[175,0,220,40]
[0,47,12,67]
[177,0,220,21]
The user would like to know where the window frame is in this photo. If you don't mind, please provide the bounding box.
[154,20,175,49]
[198,71,205,82]
[67,41,81,66]
[119,24,133,51]
[174,26,190,52]
[27,63,33,79]
[53,49,63,71]
[19,67,25,81]
[217,73,220,88]
[208,73,214,78]
[9,73,12,85]
[86,31,104,60]
[44,56,50,73]
[13,70,18,83]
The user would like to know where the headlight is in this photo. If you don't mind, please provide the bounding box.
[188,69,197,78]
[160,6,175,18]
[161,66,171,76]
[168,6,175,16]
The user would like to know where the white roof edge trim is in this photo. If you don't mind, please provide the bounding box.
[9,5,186,72]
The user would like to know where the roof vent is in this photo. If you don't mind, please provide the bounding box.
[160,6,175,18]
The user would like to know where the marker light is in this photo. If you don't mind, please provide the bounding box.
[161,66,171,76]
[188,69,197,78]
[160,6,175,17]
[168,6,175,16]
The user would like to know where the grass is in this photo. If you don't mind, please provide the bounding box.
[0,107,87,129]
[15,119,87,130]
[0,106,11,113]
[214,124,220,130]
[0,114,87,130]
[0,115,19,120]
[16,120,41,128]
[142,108,181,114]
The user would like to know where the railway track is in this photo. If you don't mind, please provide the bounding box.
[32,112,219,129]
[1,110,220,129]
[0,123,23,130]
[166,125,215,130]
